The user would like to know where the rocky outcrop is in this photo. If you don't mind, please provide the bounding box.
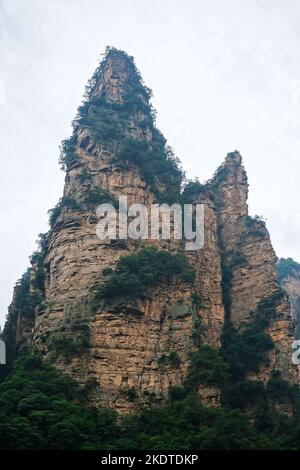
[3,47,298,411]
[278,259,300,340]
[31,48,227,410]
[208,153,297,382]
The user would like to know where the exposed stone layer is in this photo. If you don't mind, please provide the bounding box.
[211,152,297,383]
[5,48,298,412]
[280,273,300,339]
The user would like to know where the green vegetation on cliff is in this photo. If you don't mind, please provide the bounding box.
[1,233,49,371]
[59,48,183,203]
[2,47,300,451]
[277,257,300,283]
[117,133,182,203]
[221,291,285,381]
[98,246,195,299]
[0,354,117,450]
[1,352,300,450]
[1,265,300,450]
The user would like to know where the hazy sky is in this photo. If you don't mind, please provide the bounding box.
[0,0,300,327]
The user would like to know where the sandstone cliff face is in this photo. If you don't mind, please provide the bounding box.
[278,260,300,340]
[31,49,226,411]
[4,47,298,411]
[277,260,300,384]
[209,153,297,382]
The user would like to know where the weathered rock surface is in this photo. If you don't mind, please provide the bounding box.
[5,47,298,412]
[277,260,300,382]
[209,152,298,383]
[279,268,300,340]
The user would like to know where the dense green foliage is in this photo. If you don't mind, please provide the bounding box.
[0,354,118,450]
[98,247,195,299]
[0,279,299,450]
[222,291,283,381]
[277,257,300,283]
[185,345,229,389]
[120,395,293,450]
[219,290,300,413]
[1,352,300,450]
[184,314,230,389]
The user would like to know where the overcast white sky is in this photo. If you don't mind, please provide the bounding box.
[0,0,300,327]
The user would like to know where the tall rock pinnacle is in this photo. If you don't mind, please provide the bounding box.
[208,152,298,383]
[2,48,298,413]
